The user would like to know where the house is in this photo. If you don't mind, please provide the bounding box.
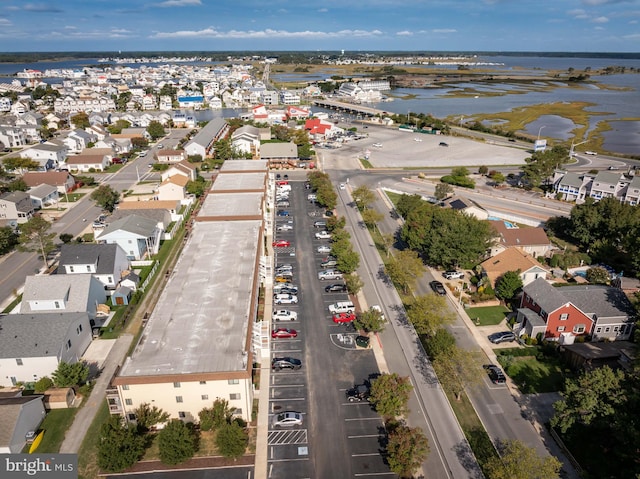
[440,195,489,221]
[22,170,76,194]
[95,214,162,260]
[177,95,204,108]
[156,149,187,164]
[183,118,229,158]
[623,175,640,206]
[0,396,46,453]
[480,246,550,288]
[111,286,132,306]
[157,175,189,202]
[516,278,636,342]
[0,125,26,148]
[286,106,310,120]
[260,142,298,167]
[0,191,36,225]
[231,125,260,157]
[20,143,68,170]
[61,129,97,153]
[108,208,173,231]
[304,117,343,140]
[113,127,150,142]
[489,220,553,258]
[589,171,627,201]
[28,184,58,209]
[160,160,198,182]
[20,274,107,323]
[57,243,130,291]
[560,341,636,371]
[120,271,140,292]
[63,148,112,172]
[0,312,93,387]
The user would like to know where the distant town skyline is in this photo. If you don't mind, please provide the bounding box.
[0,0,638,53]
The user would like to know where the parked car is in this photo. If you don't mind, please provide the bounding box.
[332,312,356,324]
[346,384,370,402]
[318,270,343,281]
[307,194,317,201]
[276,201,290,208]
[276,224,294,233]
[317,245,331,254]
[273,284,298,295]
[273,310,298,321]
[277,210,290,217]
[313,221,327,228]
[325,283,347,293]
[273,240,290,248]
[439,141,449,147]
[430,281,447,296]
[339,183,346,190]
[272,411,303,428]
[443,270,464,280]
[484,364,507,384]
[488,331,516,344]
[275,173,281,180]
[328,301,355,314]
[315,230,332,240]
[274,275,293,283]
[274,294,298,305]
[320,258,337,268]
[271,357,302,370]
[275,263,293,271]
[271,328,298,339]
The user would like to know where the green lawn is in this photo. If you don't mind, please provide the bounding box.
[385,191,402,207]
[466,305,511,326]
[359,158,373,169]
[78,401,110,479]
[499,355,566,393]
[33,408,77,453]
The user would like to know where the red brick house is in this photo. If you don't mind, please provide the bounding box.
[515,278,635,343]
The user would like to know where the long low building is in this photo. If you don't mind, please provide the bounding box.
[108,160,269,424]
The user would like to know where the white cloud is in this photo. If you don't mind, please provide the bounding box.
[592,16,609,23]
[151,28,384,39]
[623,32,640,39]
[0,18,12,26]
[318,8,328,13]
[568,9,589,19]
[23,3,63,13]
[155,0,202,7]
[433,28,457,34]
[396,31,413,36]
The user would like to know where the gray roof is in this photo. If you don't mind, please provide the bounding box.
[0,396,44,447]
[0,190,30,204]
[29,183,57,198]
[27,143,65,152]
[0,312,89,358]
[20,274,96,314]
[260,142,297,159]
[518,308,546,327]
[557,172,584,189]
[118,219,261,378]
[58,243,121,275]
[108,209,170,226]
[97,214,158,239]
[200,192,263,217]
[219,159,268,172]
[231,125,259,139]
[523,278,635,320]
[212,172,266,191]
[187,118,228,148]
[593,171,623,185]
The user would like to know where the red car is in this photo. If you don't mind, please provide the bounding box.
[272,240,291,248]
[332,312,356,324]
[271,328,298,339]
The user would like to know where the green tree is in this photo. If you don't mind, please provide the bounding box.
[18,216,56,269]
[90,184,120,213]
[434,182,453,201]
[586,266,610,284]
[107,119,131,134]
[490,171,506,186]
[147,121,166,140]
[98,416,146,473]
[355,306,385,333]
[478,165,489,175]
[369,373,413,419]
[59,233,73,244]
[361,208,384,229]
[133,403,170,433]
[484,439,562,479]
[51,361,89,387]
[432,345,483,401]
[131,137,148,149]
[34,376,53,393]
[495,270,523,301]
[386,423,429,478]
[352,185,376,210]
[3,156,40,173]
[158,419,198,465]
[326,215,346,232]
[406,294,455,336]
[424,328,456,359]
[186,177,206,197]
[344,273,364,295]
[215,420,248,459]
[115,92,132,112]
[395,194,425,220]
[384,249,424,294]
[8,177,28,191]
[551,366,626,434]
[70,111,90,129]
[199,398,235,432]
[213,137,233,160]
[336,249,360,275]
[0,226,19,255]
[316,183,337,210]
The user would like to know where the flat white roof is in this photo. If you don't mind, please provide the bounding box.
[212,172,266,191]
[200,192,263,217]
[220,160,268,172]
[119,220,261,378]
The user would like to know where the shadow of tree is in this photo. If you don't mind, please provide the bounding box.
[453,437,485,479]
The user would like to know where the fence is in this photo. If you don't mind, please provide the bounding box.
[139,260,159,293]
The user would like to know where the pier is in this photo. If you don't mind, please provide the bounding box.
[312,99,389,118]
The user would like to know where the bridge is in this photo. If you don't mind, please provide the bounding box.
[312,99,390,118]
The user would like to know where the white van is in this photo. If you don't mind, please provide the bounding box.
[277,184,292,192]
[328,301,354,314]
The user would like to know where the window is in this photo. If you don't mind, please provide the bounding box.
[178,411,186,418]
[16,358,23,366]
[199,381,207,385]
[201,395,209,401]
[234,408,242,416]
[127,413,136,421]
[86,265,91,272]
[573,324,586,334]
[557,326,565,332]
[173,382,181,388]
[66,339,71,349]
[613,326,619,332]
[176,396,183,403]
[229,393,241,400]
[228,379,239,385]
[596,327,602,333]
[69,266,74,273]
[78,324,83,332]
[55,301,61,309]
[559,313,569,321]
[125,398,133,406]
[122,385,130,390]
[605,327,611,333]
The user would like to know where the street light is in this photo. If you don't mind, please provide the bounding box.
[569,139,588,159]
[537,125,546,140]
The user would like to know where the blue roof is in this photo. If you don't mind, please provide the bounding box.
[178,96,203,101]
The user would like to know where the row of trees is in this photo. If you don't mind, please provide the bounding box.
[99,399,249,472]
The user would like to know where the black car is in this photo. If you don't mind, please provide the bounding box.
[272,357,302,370]
[346,384,370,402]
[430,281,447,296]
[483,364,506,384]
[488,331,516,344]
[439,141,449,147]
[276,173,281,180]
[325,283,347,293]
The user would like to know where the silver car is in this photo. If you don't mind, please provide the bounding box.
[272,411,303,428]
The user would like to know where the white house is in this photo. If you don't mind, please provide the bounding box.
[20,144,68,170]
[57,243,130,291]
[28,184,58,209]
[231,125,260,157]
[156,149,187,164]
[157,175,189,202]
[0,312,92,387]
[63,148,112,172]
[0,191,36,225]
[95,215,162,261]
[161,160,198,183]
[183,118,229,158]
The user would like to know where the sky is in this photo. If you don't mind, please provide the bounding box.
[0,0,639,53]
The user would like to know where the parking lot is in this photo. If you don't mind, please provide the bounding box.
[268,180,395,478]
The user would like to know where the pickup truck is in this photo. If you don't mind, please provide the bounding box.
[318,270,343,281]
[328,301,354,314]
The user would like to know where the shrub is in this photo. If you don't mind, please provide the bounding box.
[34,376,53,393]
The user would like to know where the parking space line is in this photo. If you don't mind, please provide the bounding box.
[354,472,396,477]
[352,453,381,457]
[269,397,306,402]
[345,417,383,422]
[267,458,310,463]
[347,434,380,439]
[270,384,305,388]
[271,349,302,354]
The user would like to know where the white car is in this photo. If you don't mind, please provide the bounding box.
[373,143,382,148]
[277,224,293,232]
[339,183,346,190]
[317,245,331,254]
[315,230,332,240]
[318,270,343,281]
[414,138,422,142]
[273,310,298,321]
[274,294,298,305]
[585,151,598,155]
[272,411,303,428]
[328,301,355,314]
